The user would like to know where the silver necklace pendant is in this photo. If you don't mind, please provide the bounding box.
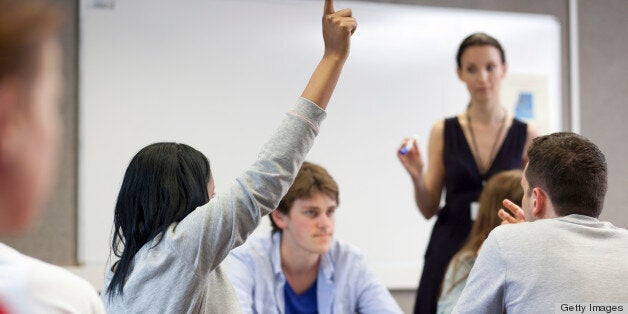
[467,107,507,176]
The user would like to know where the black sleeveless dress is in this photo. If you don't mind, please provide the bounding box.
[413,117,527,314]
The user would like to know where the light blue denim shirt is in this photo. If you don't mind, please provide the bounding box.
[226,232,402,314]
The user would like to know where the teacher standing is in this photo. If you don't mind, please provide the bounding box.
[397,33,537,314]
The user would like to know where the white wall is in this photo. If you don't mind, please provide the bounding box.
[80,0,560,288]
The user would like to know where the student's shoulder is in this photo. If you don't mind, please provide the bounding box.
[1,244,93,291]
[489,220,552,247]
[226,233,277,278]
[10,251,105,313]
[328,238,367,264]
[230,233,274,259]
[22,254,96,292]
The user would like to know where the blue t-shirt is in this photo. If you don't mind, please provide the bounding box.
[284,279,318,314]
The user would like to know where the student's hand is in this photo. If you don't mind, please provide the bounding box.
[300,0,356,109]
[498,199,526,225]
[322,0,357,60]
[397,138,424,179]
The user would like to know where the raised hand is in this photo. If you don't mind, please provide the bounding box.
[397,138,424,179]
[498,199,526,225]
[300,0,357,110]
[322,0,357,60]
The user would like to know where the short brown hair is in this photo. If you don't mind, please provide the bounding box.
[526,132,607,217]
[0,0,63,83]
[270,161,339,233]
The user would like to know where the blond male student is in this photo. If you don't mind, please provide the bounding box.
[101,1,358,312]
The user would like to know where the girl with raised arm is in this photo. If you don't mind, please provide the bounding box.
[102,1,357,312]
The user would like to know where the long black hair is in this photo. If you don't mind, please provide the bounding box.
[106,142,211,298]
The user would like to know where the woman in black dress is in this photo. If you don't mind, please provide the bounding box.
[397,33,537,314]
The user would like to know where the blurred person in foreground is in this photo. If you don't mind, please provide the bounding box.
[0,1,105,313]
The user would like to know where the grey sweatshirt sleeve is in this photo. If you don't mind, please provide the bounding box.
[163,97,326,275]
[452,233,506,314]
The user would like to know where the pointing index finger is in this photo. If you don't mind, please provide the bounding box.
[324,0,334,15]
[502,199,527,222]
[503,199,520,213]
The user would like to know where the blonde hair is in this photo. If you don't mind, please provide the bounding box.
[442,169,523,295]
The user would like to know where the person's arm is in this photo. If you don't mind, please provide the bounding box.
[398,121,445,219]
[301,0,356,110]
[165,0,357,274]
[452,234,506,313]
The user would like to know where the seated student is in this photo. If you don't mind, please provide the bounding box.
[453,132,628,313]
[101,1,357,313]
[436,170,522,314]
[0,1,105,313]
[226,161,403,314]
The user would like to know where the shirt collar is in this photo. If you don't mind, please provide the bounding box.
[558,214,600,223]
[319,248,334,281]
[270,231,335,281]
[271,231,284,278]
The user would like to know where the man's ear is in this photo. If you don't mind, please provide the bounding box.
[271,210,288,230]
[456,67,463,81]
[531,187,547,218]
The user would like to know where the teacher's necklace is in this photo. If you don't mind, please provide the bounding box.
[467,106,507,176]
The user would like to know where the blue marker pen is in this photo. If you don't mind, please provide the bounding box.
[399,135,418,155]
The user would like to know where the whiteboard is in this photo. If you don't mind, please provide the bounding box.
[79,0,560,288]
